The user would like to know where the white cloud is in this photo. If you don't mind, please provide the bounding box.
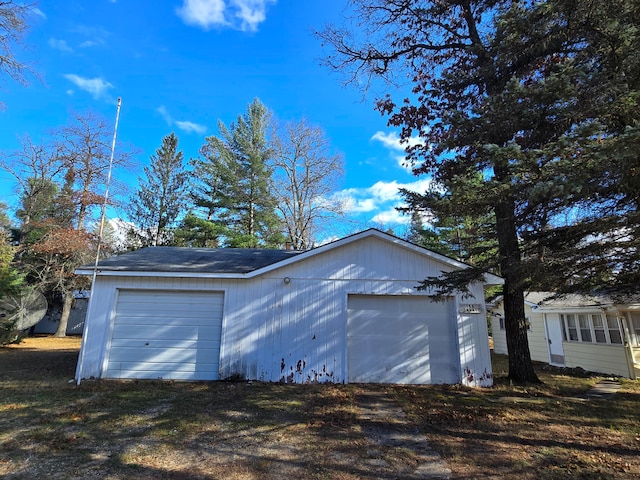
[63,74,113,99]
[157,106,207,135]
[371,131,423,152]
[176,0,274,31]
[371,131,425,171]
[157,105,172,124]
[32,8,47,19]
[372,208,412,226]
[49,38,73,52]
[176,120,207,135]
[333,178,432,227]
[79,40,101,48]
[176,0,228,29]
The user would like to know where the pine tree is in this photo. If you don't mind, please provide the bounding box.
[190,99,284,248]
[127,133,189,247]
[320,0,640,383]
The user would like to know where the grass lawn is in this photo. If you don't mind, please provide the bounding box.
[0,336,639,479]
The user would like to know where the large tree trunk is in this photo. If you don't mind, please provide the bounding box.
[54,291,73,337]
[495,195,540,384]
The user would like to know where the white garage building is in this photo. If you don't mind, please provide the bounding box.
[75,229,500,386]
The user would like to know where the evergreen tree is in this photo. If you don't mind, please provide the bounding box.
[127,133,189,247]
[320,0,640,383]
[189,99,284,248]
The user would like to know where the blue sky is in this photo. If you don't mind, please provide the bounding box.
[0,0,430,239]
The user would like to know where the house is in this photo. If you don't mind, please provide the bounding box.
[74,229,502,386]
[489,292,640,379]
[33,292,88,335]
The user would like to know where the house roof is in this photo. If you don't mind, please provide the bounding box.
[76,229,504,285]
[78,246,301,274]
[489,291,640,311]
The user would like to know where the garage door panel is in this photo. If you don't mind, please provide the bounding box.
[111,325,220,341]
[114,303,223,317]
[347,295,458,384]
[105,290,224,381]
[105,361,219,373]
[110,315,222,327]
[109,338,220,350]
[104,368,218,380]
[107,346,216,364]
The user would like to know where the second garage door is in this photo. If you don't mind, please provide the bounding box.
[347,294,459,384]
[104,290,224,380]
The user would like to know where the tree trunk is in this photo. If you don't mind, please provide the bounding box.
[54,291,73,337]
[495,195,540,384]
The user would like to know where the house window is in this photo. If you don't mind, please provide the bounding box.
[563,314,579,341]
[499,317,505,330]
[578,314,592,342]
[592,315,607,343]
[561,313,622,345]
[629,312,640,346]
[606,316,623,344]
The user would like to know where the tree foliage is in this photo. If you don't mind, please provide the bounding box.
[0,111,125,336]
[319,0,640,383]
[127,132,189,247]
[188,98,283,248]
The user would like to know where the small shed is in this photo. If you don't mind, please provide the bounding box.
[489,292,640,379]
[75,229,501,386]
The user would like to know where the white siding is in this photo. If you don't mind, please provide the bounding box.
[77,235,493,386]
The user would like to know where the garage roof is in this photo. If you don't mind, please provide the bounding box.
[76,229,503,285]
[80,246,301,274]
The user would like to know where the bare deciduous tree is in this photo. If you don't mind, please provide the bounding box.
[0,1,37,102]
[271,118,345,250]
[55,110,132,229]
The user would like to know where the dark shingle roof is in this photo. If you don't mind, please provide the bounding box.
[83,247,301,274]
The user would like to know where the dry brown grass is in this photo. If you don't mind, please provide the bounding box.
[1,337,639,479]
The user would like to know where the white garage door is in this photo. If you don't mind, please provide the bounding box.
[347,295,459,384]
[105,290,224,380]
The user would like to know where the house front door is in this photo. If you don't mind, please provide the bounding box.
[545,314,565,366]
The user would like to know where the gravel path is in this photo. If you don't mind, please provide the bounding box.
[356,391,451,479]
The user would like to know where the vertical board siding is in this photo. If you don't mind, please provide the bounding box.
[77,235,493,386]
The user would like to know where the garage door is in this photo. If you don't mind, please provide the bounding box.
[105,290,224,380]
[347,295,458,384]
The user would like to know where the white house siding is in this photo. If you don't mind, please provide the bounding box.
[562,342,630,377]
[77,235,494,386]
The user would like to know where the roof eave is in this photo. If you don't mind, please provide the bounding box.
[74,269,247,279]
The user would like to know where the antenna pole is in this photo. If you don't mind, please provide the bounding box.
[92,96,122,279]
[76,97,121,384]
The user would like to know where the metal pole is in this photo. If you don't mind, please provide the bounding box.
[75,97,121,384]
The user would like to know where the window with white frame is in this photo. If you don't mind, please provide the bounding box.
[496,316,528,331]
[629,312,640,346]
[560,313,623,345]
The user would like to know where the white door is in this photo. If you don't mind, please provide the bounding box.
[105,290,224,380]
[544,314,565,366]
[347,295,458,384]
